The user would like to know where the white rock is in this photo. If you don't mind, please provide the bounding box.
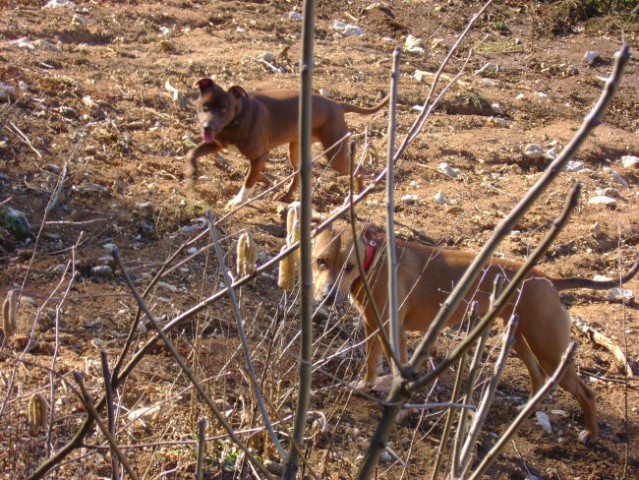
[491,102,504,115]
[333,20,365,37]
[186,247,198,255]
[380,451,392,462]
[584,50,601,66]
[0,82,16,101]
[535,411,553,434]
[102,243,117,252]
[515,93,525,101]
[593,274,612,282]
[620,155,639,168]
[564,160,585,172]
[404,34,425,54]
[602,166,628,188]
[433,191,447,204]
[44,0,75,7]
[607,288,634,303]
[535,91,548,99]
[437,162,459,179]
[588,195,617,207]
[523,144,544,161]
[401,194,419,205]
[284,11,303,21]
[14,38,35,50]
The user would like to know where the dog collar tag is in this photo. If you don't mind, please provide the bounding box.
[363,240,377,271]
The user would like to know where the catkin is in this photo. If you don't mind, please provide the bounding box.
[286,202,301,246]
[236,232,257,277]
[2,289,17,338]
[278,246,295,290]
[28,393,47,434]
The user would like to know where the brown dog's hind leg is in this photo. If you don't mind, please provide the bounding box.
[513,330,546,396]
[276,141,300,202]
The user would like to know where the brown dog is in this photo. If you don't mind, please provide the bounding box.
[311,221,639,444]
[185,79,388,208]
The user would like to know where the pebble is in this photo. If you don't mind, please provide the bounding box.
[404,34,425,54]
[491,102,504,115]
[535,411,553,434]
[380,451,392,462]
[602,166,628,188]
[523,144,544,161]
[475,63,498,77]
[283,11,302,21]
[44,0,75,7]
[620,155,639,168]
[91,265,114,279]
[0,82,17,101]
[584,50,601,66]
[606,288,634,303]
[437,162,459,179]
[1,207,31,238]
[401,194,419,204]
[588,195,617,207]
[564,160,585,172]
[433,191,447,204]
[333,20,365,37]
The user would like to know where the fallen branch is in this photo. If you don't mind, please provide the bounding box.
[572,316,635,377]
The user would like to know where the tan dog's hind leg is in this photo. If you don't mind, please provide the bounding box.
[513,331,546,396]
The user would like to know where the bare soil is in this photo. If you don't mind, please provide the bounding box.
[1,1,638,479]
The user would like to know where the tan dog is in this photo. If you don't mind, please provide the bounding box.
[185,79,388,208]
[311,221,639,445]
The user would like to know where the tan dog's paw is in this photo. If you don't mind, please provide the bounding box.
[350,379,374,392]
[578,429,596,445]
[275,190,294,203]
[372,374,394,393]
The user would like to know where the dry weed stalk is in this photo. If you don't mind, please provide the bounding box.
[1,289,18,338]
[28,393,47,435]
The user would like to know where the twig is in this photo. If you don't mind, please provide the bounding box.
[205,212,286,458]
[467,343,577,480]
[385,46,402,374]
[8,120,42,159]
[283,0,316,477]
[100,350,119,480]
[73,373,138,480]
[196,417,206,480]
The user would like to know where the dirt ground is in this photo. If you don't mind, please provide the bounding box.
[1,1,639,478]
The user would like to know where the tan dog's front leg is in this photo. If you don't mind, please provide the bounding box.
[185,142,222,181]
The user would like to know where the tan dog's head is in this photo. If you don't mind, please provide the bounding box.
[312,221,376,303]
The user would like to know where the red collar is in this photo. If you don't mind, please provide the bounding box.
[363,240,377,271]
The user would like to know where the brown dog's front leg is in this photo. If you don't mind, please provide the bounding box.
[184,142,221,181]
[226,154,268,208]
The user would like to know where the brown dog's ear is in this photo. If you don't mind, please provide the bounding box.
[228,85,248,98]
[195,78,214,92]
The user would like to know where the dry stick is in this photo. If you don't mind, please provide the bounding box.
[100,350,119,480]
[431,300,480,480]
[205,212,286,458]
[357,178,583,480]
[111,247,273,479]
[73,372,139,480]
[196,417,206,480]
[283,0,315,477]
[458,314,519,477]
[8,120,43,159]
[467,343,577,480]
[385,46,402,374]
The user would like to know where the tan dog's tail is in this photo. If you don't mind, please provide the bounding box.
[552,252,639,291]
[339,95,389,115]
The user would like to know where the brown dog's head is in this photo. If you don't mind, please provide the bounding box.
[194,78,248,144]
[312,221,377,303]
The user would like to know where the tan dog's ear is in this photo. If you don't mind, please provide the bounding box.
[228,85,248,98]
[194,78,215,92]
[360,223,376,242]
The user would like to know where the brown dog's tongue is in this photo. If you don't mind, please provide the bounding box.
[203,130,215,144]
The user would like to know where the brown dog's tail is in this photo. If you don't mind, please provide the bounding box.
[552,252,639,291]
[339,95,389,115]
